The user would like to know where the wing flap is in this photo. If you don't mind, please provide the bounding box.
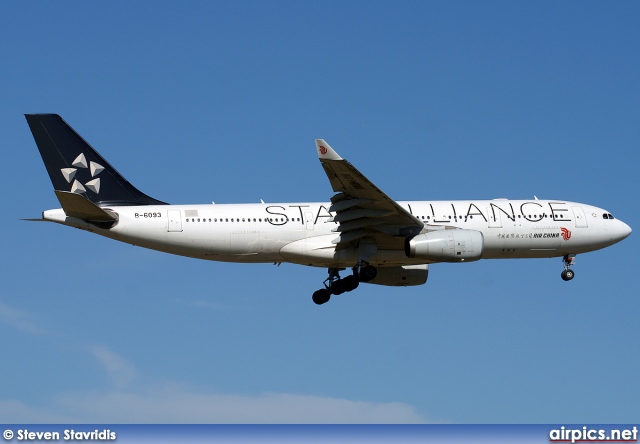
[328,198,373,213]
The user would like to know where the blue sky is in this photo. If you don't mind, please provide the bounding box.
[1,1,639,423]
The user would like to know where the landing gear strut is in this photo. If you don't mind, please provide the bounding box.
[561,254,575,281]
[312,265,368,305]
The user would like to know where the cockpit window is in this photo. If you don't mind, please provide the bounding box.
[602,213,615,220]
[608,213,615,219]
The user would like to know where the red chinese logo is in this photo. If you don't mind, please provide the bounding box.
[561,227,571,241]
[319,146,327,155]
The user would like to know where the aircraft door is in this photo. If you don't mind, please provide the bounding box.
[572,206,588,228]
[487,207,502,228]
[305,211,314,230]
[167,209,183,232]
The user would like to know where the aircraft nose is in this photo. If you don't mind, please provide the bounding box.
[618,220,632,240]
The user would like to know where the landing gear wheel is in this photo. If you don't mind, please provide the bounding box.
[342,275,360,292]
[312,288,331,305]
[313,267,362,305]
[331,279,347,295]
[359,265,377,282]
[561,254,576,282]
[561,269,575,281]
[330,275,360,295]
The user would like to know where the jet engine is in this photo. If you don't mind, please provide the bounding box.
[365,264,429,286]
[405,229,484,262]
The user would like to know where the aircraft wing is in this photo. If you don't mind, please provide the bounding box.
[316,139,424,250]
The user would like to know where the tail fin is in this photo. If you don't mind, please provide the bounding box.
[26,114,167,206]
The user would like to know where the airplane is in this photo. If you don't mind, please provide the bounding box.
[25,114,632,305]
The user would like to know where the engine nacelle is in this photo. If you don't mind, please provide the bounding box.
[365,264,429,287]
[405,229,484,262]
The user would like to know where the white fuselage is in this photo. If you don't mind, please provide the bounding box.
[42,199,631,268]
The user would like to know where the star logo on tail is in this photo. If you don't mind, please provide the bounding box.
[60,153,104,194]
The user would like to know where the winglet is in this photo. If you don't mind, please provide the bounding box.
[315,139,343,161]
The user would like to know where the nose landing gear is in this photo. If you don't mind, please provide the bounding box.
[561,254,576,281]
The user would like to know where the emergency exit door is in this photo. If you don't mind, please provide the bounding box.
[167,210,183,232]
[572,206,588,228]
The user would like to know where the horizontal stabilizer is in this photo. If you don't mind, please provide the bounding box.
[55,190,118,221]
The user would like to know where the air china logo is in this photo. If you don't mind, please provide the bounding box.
[319,146,328,155]
[561,227,572,241]
[60,153,104,195]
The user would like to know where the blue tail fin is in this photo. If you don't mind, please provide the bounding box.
[26,114,167,206]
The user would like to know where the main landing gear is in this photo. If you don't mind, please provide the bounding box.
[312,262,378,305]
[561,254,576,281]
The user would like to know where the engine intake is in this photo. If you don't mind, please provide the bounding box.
[405,229,484,262]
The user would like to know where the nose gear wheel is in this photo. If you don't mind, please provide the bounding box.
[561,254,576,281]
